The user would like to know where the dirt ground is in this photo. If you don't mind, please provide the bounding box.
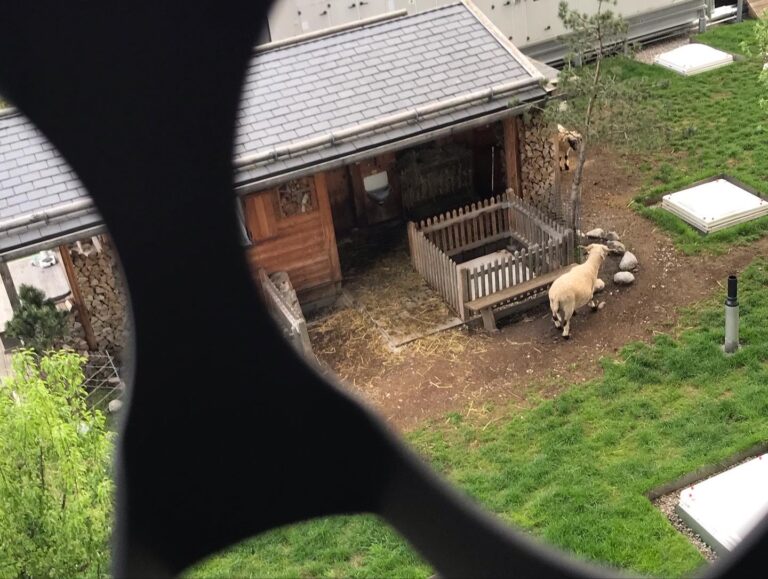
[308,150,768,432]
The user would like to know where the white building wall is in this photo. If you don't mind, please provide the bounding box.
[264,0,698,50]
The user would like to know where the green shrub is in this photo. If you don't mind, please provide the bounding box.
[4,285,68,353]
[0,350,114,577]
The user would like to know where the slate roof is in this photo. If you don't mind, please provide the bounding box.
[0,2,545,255]
[0,110,102,256]
[235,2,545,184]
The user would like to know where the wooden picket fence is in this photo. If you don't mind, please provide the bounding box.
[460,237,574,302]
[417,194,510,257]
[257,269,313,357]
[407,191,575,321]
[407,223,464,319]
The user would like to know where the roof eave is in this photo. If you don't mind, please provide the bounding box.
[235,93,543,195]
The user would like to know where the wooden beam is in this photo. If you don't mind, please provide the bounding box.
[59,245,97,350]
[313,171,342,284]
[503,116,523,197]
[0,257,20,312]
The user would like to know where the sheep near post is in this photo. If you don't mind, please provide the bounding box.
[548,244,609,339]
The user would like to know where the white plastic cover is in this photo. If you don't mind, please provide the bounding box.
[654,43,733,76]
[662,179,768,234]
[677,454,768,554]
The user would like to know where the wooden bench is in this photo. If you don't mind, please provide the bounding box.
[465,264,576,332]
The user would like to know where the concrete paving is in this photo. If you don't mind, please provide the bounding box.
[0,249,70,328]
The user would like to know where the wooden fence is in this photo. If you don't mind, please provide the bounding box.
[257,270,313,358]
[407,223,463,319]
[418,194,510,258]
[460,236,574,301]
[408,191,575,321]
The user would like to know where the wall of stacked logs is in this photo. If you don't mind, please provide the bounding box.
[519,111,561,218]
[64,237,127,358]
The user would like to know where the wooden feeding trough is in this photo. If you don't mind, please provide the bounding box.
[407,191,575,330]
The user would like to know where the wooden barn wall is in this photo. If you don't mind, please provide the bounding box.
[396,123,505,219]
[244,172,341,301]
[467,123,505,198]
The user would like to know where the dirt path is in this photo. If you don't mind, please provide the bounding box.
[320,151,768,432]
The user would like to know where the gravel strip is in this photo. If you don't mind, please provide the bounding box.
[634,35,691,65]
[653,491,718,563]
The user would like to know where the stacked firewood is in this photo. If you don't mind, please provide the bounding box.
[520,112,559,216]
[69,238,127,356]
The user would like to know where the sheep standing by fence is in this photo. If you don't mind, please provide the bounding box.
[548,244,608,339]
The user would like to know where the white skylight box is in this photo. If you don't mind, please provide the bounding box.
[676,454,768,555]
[654,43,733,76]
[662,178,768,234]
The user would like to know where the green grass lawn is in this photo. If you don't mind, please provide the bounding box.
[189,259,768,578]
[615,21,768,254]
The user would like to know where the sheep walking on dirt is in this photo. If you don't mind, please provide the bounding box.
[549,244,609,339]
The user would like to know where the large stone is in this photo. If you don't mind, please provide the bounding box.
[108,399,124,413]
[606,231,621,241]
[614,271,636,285]
[586,228,605,239]
[620,251,638,271]
[608,240,626,255]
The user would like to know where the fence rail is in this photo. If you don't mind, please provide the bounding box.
[408,191,575,321]
[257,270,312,357]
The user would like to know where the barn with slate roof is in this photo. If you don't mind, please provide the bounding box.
[234,1,557,307]
[1,1,560,338]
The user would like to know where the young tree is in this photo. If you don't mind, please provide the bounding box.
[0,350,114,577]
[4,284,68,353]
[542,0,631,232]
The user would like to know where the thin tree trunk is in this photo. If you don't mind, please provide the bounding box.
[569,138,589,233]
[568,5,605,234]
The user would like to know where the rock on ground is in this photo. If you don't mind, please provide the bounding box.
[620,251,638,271]
[108,399,124,413]
[614,271,635,285]
[608,240,626,255]
[586,228,605,238]
[606,231,621,241]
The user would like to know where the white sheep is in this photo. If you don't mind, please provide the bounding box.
[548,244,609,339]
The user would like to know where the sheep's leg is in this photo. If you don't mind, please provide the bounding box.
[550,300,562,329]
[561,303,575,339]
[588,296,598,311]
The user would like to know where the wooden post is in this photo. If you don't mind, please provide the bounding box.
[475,304,498,333]
[313,171,342,286]
[0,257,20,312]
[503,116,522,197]
[59,245,97,350]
